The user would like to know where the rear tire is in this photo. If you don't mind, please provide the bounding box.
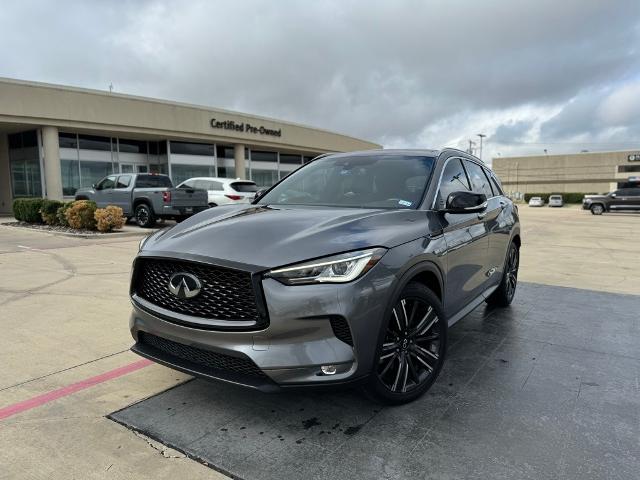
[364,282,447,405]
[486,242,519,307]
[135,204,156,228]
[590,204,604,215]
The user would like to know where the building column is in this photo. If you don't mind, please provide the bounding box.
[0,133,12,213]
[41,126,63,200]
[234,143,246,179]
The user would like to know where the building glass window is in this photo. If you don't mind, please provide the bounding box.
[170,164,215,185]
[170,141,214,156]
[251,150,277,162]
[303,156,316,163]
[150,164,168,175]
[280,154,302,164]
[61,159,80,196]
[80,161,113,188]
[217,166,236,178]
[59,132,78,149]
[78,134,111,151]
[8,131,42,198]
[216,145,235,159]
[119,138,148,154]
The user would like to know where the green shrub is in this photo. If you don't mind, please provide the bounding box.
[56,202,73,227]
[40,199,65,225]
[65,200,97,230]
[523,192,598,204]
[12,198,45,223]
[94,205,126,232]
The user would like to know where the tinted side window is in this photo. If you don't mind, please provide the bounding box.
[97,176,116,190]
[464,160,494,198]
[628,188,640,197]
[195,180,222,190]
[116,175,131,188]
[436,158,471,209]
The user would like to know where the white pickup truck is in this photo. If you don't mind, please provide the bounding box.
[74,173,209,227]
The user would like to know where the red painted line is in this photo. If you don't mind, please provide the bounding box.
[0,358,153,421]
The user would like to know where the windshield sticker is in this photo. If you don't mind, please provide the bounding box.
[398,200,412,207]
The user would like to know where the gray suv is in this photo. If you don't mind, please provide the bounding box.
[130,149,521,404]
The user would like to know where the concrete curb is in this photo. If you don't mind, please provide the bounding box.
[0,223,148,239]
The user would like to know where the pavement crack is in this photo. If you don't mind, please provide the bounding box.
[131,430,187,459]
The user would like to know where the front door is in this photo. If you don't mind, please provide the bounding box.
[435,157,491,314]
[93,175,117,208]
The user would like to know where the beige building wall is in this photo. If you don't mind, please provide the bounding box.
[0,133,11,213]
[0,78,380,154]
[492,150,640,194]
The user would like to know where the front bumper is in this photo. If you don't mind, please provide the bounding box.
[129,263,397,390]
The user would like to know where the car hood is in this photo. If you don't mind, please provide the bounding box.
[142,204,439,271]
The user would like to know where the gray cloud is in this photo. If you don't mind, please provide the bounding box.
[1,0,639,155]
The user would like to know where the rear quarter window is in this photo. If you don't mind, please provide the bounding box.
[230,182,259,193]
[135,175,173,188]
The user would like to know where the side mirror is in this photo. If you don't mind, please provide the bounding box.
[92,183,97,189]
[444,191,487,214]
[254,189,267,201]
[610,193,617,198]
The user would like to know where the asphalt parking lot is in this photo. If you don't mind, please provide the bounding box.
[1,206,639,479]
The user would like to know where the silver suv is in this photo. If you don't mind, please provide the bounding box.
[130,149,521,404]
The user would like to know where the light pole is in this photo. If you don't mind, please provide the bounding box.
[477,133,486,161]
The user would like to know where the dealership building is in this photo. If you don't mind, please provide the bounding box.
[492,150,640,195]
[0,78,379,213]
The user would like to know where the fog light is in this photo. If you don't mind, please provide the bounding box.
[321,365,338,375]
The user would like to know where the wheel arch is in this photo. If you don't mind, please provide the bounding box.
[133,198,153,211]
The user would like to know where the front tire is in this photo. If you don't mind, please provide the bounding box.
[365,282,447,405]
[486,242,519,307]
[590,204,605,215]
[134,204,156,228]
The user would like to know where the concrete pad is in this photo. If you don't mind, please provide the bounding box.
[110,283,640,480]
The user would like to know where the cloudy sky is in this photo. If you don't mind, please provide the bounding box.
[1,0,639,163]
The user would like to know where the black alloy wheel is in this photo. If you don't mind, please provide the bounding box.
[366,282,447,405]
[135,204,156,228]
[590,204,604,215]
[486,241,519,306]
[504,242,519,302]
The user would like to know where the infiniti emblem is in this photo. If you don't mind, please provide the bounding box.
[168,272,202,299]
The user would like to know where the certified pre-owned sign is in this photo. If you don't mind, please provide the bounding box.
[211,118,282,137]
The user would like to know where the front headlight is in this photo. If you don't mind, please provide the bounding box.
[266,248,386,285]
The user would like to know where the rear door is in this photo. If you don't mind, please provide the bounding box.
[462,159,503,288]
[626,188,640,209]
[436,157,491,315]
[112,175,133,215]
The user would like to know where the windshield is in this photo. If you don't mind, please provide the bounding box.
[257,154,435,209]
